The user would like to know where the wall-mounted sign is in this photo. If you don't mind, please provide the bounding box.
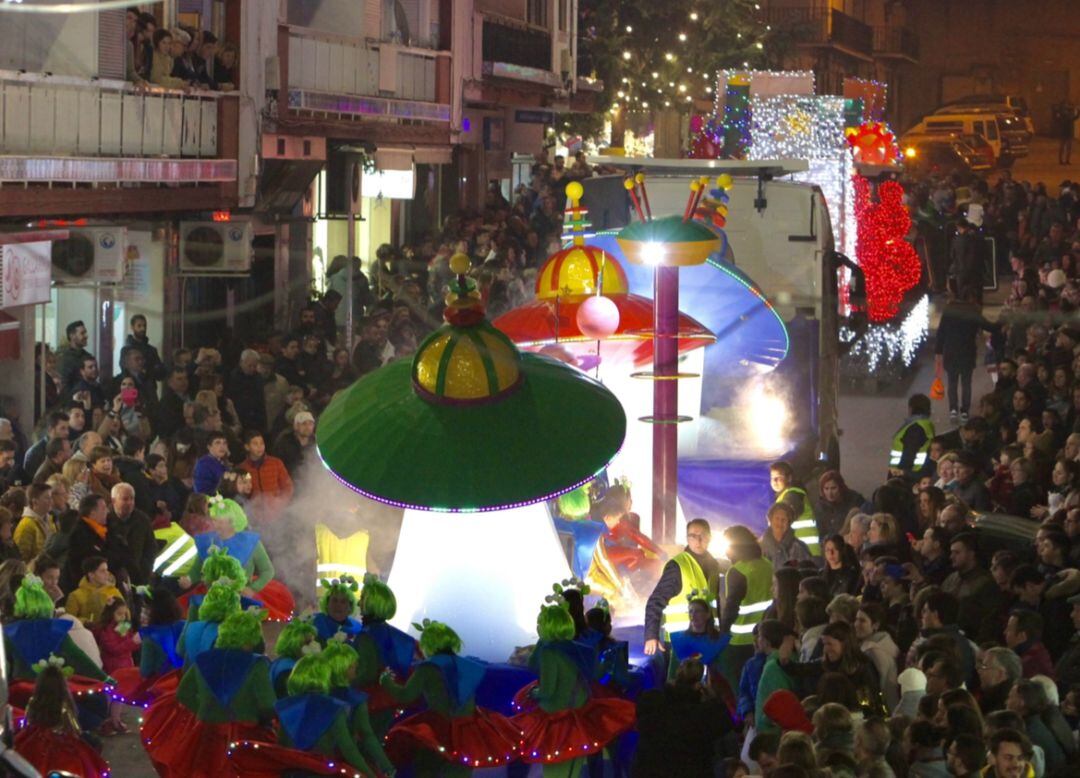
[0,241,52,309]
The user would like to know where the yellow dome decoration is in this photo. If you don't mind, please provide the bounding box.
[412,322,522,403]
[535,246,629,300]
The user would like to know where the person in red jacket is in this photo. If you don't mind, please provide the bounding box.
[238,430,293,524]
[1004,610,1055,679]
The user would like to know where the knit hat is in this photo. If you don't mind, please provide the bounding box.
[763,689,813,734]
[898,667,927,694]
[1047,269,1067,290]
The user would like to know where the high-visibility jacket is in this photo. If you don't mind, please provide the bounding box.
[727,556,774,646]
[314,522,370,593]
[889,418,935,474]
[660,552,709,642]
[777,486,820,557]
[153,523,196,578]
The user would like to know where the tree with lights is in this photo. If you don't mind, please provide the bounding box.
[573,0,775,145]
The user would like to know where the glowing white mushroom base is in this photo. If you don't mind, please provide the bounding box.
[388,502,573,662]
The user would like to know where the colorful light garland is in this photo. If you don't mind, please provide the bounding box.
[852,177,921,322]
[841,293,929,372]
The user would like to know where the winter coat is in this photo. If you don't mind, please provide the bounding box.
[935,301,998,372]
[64,576,123,626]
[758,529,812,569]
[754,652,795,732]
[96,622,140,675]
[861,631,900,712]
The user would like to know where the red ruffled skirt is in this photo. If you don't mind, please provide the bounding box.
[111,667,181,708]
[361,680,406,715]
[8,675,105,710]
[141,691,274,778]
[228,740,389,778]
[512,697,636,764]
[512,679,619,713]
[178,579,295,622]
[385,708,520,769]
[15,724,110,778]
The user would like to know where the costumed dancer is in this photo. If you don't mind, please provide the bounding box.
[181,545,263,619]
[177,579,243,668]
[313,575,363,643]
[667,588,737,718]
[270,618,319,698]
[228,653,389,778]
[13,664,110,778]
[512,596,637,776]
[187,495,295,621]
[354,574,419,736]
[141,609,276,777]
[381,620,520,777]
[593,482,665,595]
[2,575,112,717]
[322,638,395,775]
[111,586,186,708]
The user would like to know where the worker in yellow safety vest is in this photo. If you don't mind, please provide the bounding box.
[718,524,774,689]
[643,518,720,656]
[888,394,936,480]
[152,522,197,580]
[769,460,821,557]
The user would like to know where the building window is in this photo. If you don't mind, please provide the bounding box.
[558,0,566,31]
[527,0,549,29]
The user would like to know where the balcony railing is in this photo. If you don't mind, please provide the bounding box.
[286,27,449,121]
[873,26,919,61]
[0,71,223,159]
[482,17,552,72]
[766,7,873,57]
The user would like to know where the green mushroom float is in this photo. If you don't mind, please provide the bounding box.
[317,254,627,660]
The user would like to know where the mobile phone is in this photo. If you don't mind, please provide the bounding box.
[121,387,138,407]
[906,532,916,544]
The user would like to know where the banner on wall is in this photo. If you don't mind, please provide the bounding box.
[0,241,52,309]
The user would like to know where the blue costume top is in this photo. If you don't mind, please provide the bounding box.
[180,620,221,668]
[139,622,186,676]
[312,612,362,643]
[4,619,72,666]
[529,639,598,683]
[194,531,260,566]
[358,621,416,676]
[670,630,731,667]
[275,694,352,751]
[195,648,267,709]
[269,657,297,697]
[423,654,487,709]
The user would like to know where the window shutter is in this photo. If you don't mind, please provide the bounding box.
[97,8,126,80]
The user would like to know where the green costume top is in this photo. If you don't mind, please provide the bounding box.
[175,649,276,724]
[381,658,475,718]
[328,687,395,775]
[189,540,274,593]
[754,651,795,733]
[531,641,594,714]
[275,692,383,777]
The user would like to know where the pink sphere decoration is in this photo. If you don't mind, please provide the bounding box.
[576,295,620,339]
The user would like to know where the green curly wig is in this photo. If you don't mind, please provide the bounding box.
[14,577,55,620]
[536,603,575,642]
[214,609,264,650]
[274,620,318,660]
[209,496,249,532]
[201,547,247,591]
[319,576,359,617]
[286,655,331,696]
[556,485,591,520]
[359,576,396,622]
[418,621,462,658]
[320,640,359,688]
[198,582,242,623]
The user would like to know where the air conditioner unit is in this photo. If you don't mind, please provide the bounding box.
[179,221,253,274]
[50,227,128,286]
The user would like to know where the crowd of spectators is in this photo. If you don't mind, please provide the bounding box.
[125,8,236,91]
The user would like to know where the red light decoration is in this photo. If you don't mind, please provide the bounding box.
[212,210,232,222]
[845,121,899,167]
[853,176,920,322]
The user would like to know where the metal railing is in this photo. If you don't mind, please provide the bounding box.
[482,17,552,71]
[287,27,440,103]
[765,7,873,56]
[0,70,223,158]
[872,26,919,60]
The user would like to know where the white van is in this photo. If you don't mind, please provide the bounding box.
[908,112,1005,163]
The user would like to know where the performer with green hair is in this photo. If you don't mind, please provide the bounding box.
[177,580,242,669]
[2,576,111,722]
[512,600,636,777]
[141,609,276,776]
[313,575,362,643]
[270,619,318,697]
[186,495,295,620]
[180,546,257,620]
[354,574,418,736]
[227,654,388,777]
[381,619,520,777]
[321,639,395,775]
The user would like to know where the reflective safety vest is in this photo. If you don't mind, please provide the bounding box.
[726,556,774,646]
[660,552,709,642]
[153,523,196,578]
[777,486,820,557]
[889,418,935,473]
[314,522,370,593]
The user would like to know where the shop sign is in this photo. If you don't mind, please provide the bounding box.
[0,241,52,309]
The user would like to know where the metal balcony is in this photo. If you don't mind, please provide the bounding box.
[482,18,553,73]
[766,7,873,59]
[872,26,919,62]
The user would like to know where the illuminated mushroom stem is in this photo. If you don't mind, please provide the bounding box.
[624,178,647,223]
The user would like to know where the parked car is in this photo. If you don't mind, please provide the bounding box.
[932,104,1032,160]
[908,112,1012,165]
[899,135,983,177]
[945,93,1035,133]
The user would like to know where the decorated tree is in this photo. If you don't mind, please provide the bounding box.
[570,0,777,141]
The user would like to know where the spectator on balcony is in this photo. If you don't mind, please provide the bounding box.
[150,29,189,89]
[134,12,158,80]
[194,32,224,90]
[170,28,202,86]
[215,42,238,88]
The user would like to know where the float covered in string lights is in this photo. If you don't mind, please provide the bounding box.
[853,177,921,323]
[316,254,626,512]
